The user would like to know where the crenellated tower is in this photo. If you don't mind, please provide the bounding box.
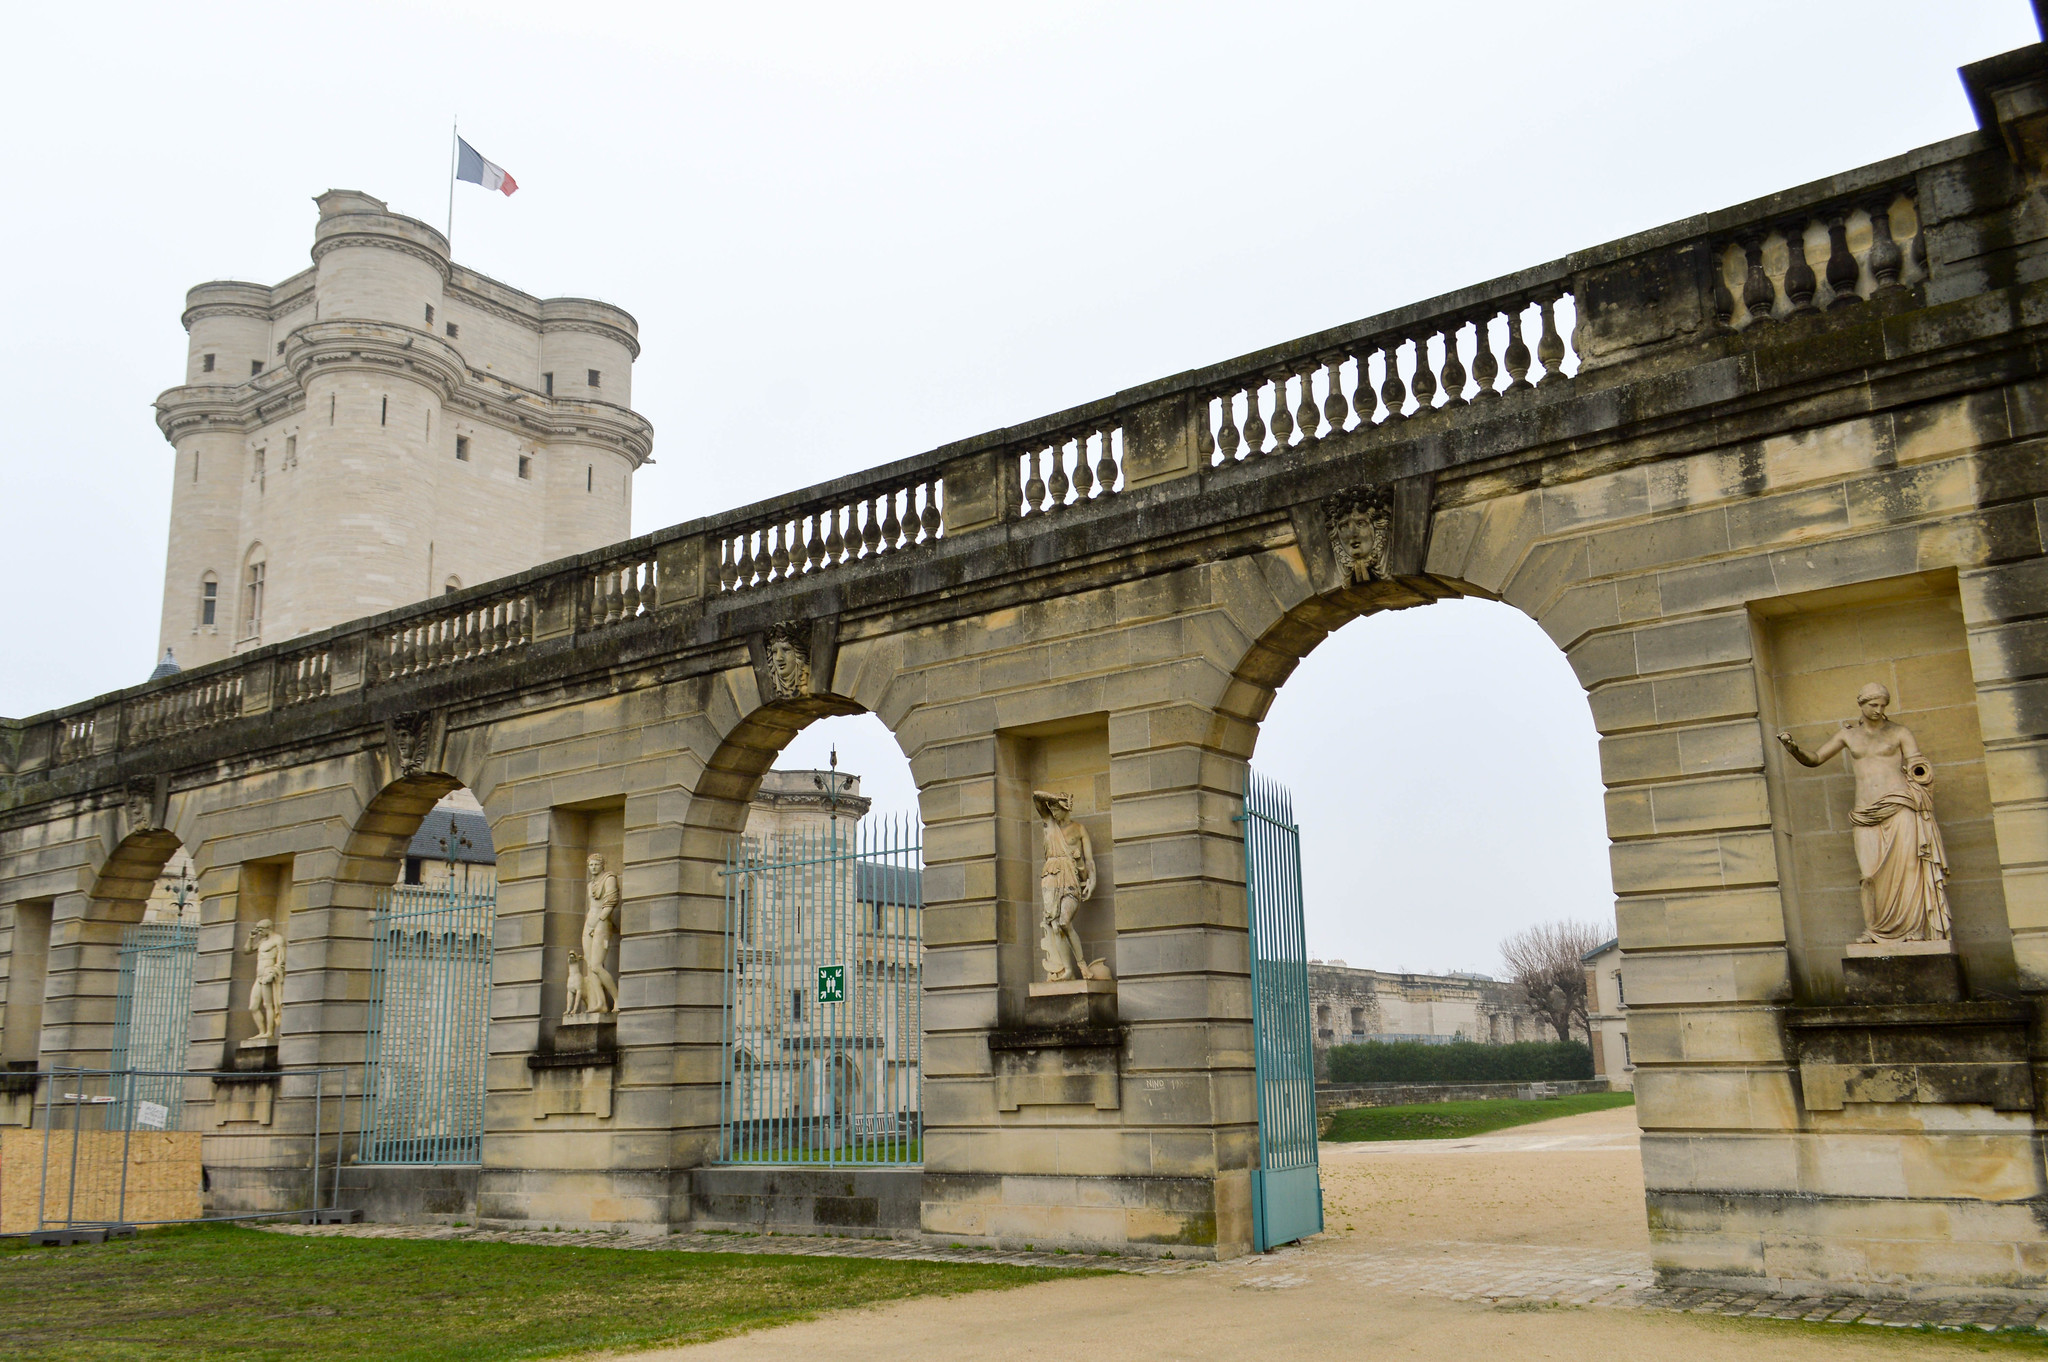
[154,190,654,669]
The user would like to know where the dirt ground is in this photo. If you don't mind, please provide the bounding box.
[609,1106,1976,1362]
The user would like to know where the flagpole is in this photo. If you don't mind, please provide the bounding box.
[446,117,458,245]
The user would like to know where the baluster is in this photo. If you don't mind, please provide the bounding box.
[880,489,902,548]
[1215,392,1241,462]
[1379,340,1408,419]
[921,479,944,538]
[1322,356,1350,431]
[826,506,846,564]
[1294,366,1320,440]
[718,538,735,591]
[1536,297,1568,384]
[1782,219,1819,315]
[1906,191,1927,280]
[623,564,642,619]
[1023,448,1046,515]
[805,514,824,569]
[1269,374,1295,448]
[1411,335,1438,410]
[1822,212,1859,308]
[1243,380,1268,453]
[1471,315,1500,399]
[862,497,884,556]
[1503,306,1533,391]
[1348,351,1376,422]
[1867,196,1906,296]
[1197,399,1218,462]
[1711,248,1739,330]
[520,598,535,645]
[1440,324,1468,406]
[604,569,623,623]
[1047,442,1070,509]
[1739,232,1775,326]
[496,602,512,652]
[1094,430,1117,496]
[769,524,790,580]
[1071,434,1095,501]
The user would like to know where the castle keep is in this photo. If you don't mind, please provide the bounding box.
[156,190,653,670]
[9,34,2048,1305]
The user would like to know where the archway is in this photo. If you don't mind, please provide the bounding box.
[1225,583,1630,1254]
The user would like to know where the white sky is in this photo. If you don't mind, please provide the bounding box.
[2,1,2032,973]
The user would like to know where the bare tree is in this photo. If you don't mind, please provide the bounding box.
[1499,919,1611,1043]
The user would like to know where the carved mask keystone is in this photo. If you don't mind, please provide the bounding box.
[123,776,163,833]
[764,623,813,701]
[389,711,436,778]
[1324,492,1394,586]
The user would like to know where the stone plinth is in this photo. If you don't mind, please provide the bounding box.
[1841,945,1963,1006]
[1025,978,1116,1030]
[231,1039,278,1073]
[526,1015,617,1120]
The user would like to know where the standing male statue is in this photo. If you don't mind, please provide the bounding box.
[579,853,620,1014]
[1034,790,1112,983]
[1778,682,1953,945]
[243,918,286,1041]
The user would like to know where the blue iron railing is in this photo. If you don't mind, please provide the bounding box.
[361,884,494,1164]
[109,921,197,1130]
[719,814,923,1166]
[1240,768,1323,1251]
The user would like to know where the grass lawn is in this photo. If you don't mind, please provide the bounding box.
[0,1224,1079,1362]
[1321,1090,1635,1142]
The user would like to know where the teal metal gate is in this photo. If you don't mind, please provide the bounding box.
[109,921,198,1129]
[718,815,922,1165]
[1240,769,1323,1250]
[362,884,494,1163]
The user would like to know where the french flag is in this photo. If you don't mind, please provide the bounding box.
[455,137,518,196]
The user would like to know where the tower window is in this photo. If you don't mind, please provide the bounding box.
[424,304,435,325]
[329,394,336,425]
[251,360,264,377]
[242,560,266,640]
[587,465,592,492]
[202,353,215,373]
[283,435,297,470]
[200,576,218,628]
[517,454,532,480]
[455,436,470,462]
[191,450,200,484]
[253,449,265,493]
[445,322,459,339]
[380,396,388,426]
[543,372,554,396]
[275,340,285,356]
[587,369,601,388]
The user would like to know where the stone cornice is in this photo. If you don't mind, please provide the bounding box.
[152,321,652,463]
[309,231,452,282]
[539,317,643,361]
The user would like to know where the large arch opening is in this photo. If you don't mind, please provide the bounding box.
[679,694,926,1172]
[1227,585,1632,1254]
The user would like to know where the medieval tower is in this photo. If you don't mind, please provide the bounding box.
[153,189,654,669]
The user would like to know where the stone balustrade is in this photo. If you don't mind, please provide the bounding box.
[3,139,1950,773]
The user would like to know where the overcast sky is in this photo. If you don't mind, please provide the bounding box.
[2,2,2031,974]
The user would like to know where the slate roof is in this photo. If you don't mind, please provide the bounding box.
[407,809,496,863]
[855,859,922,906]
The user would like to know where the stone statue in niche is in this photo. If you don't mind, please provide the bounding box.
[1777,681,1953,945]
[575,854,620,1015]
[243,918,286,1041]
[1034,790,1112,983]
[1325,494,1392,586]
[765,625,812,700]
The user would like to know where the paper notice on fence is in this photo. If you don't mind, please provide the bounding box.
[136,1100,169,1129]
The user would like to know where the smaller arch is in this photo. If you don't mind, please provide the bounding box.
[443,575,462,594]
[90,828,188,923]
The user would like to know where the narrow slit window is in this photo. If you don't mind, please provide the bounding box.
[329,393,336,425]
[284,434,296,469]
[251,360,264,376]
[275,341,285,356]
[586,465,592,492]
[202,353,215,373]
[587,369,600,388]
[517,454,532,480]
[243,561,266,639]
[424,304,435,325]
[543,372,554,396]
[192,450,200,483]
[253,449,265,493]
[200,576,217,627]
[380,396,388,426]
[455,435,470,462]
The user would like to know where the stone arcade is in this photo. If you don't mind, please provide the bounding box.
[9,38,2048,1303]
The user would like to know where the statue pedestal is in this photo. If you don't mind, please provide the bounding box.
[1842,941,1962,1005]
[1026,978,1116,1029]
[231,1038,279,1073]
[527,1013,617,1121]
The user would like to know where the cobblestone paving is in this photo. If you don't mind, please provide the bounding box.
[263,1222,2048,1331]
[256,1221,1191,1274]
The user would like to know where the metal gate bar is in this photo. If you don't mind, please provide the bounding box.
[1240,768,1323,1250]
[719,814,922,1165]
[361,885,494,1164]
[109,921,198,1130]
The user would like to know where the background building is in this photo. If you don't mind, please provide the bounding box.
[1582,938,1631,1092]
[1308,960,1565,1071]
[153,189,654,670]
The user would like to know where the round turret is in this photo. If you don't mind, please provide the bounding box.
[538,298,639,408]
[182,282,273,385]
[310,190,450,328]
